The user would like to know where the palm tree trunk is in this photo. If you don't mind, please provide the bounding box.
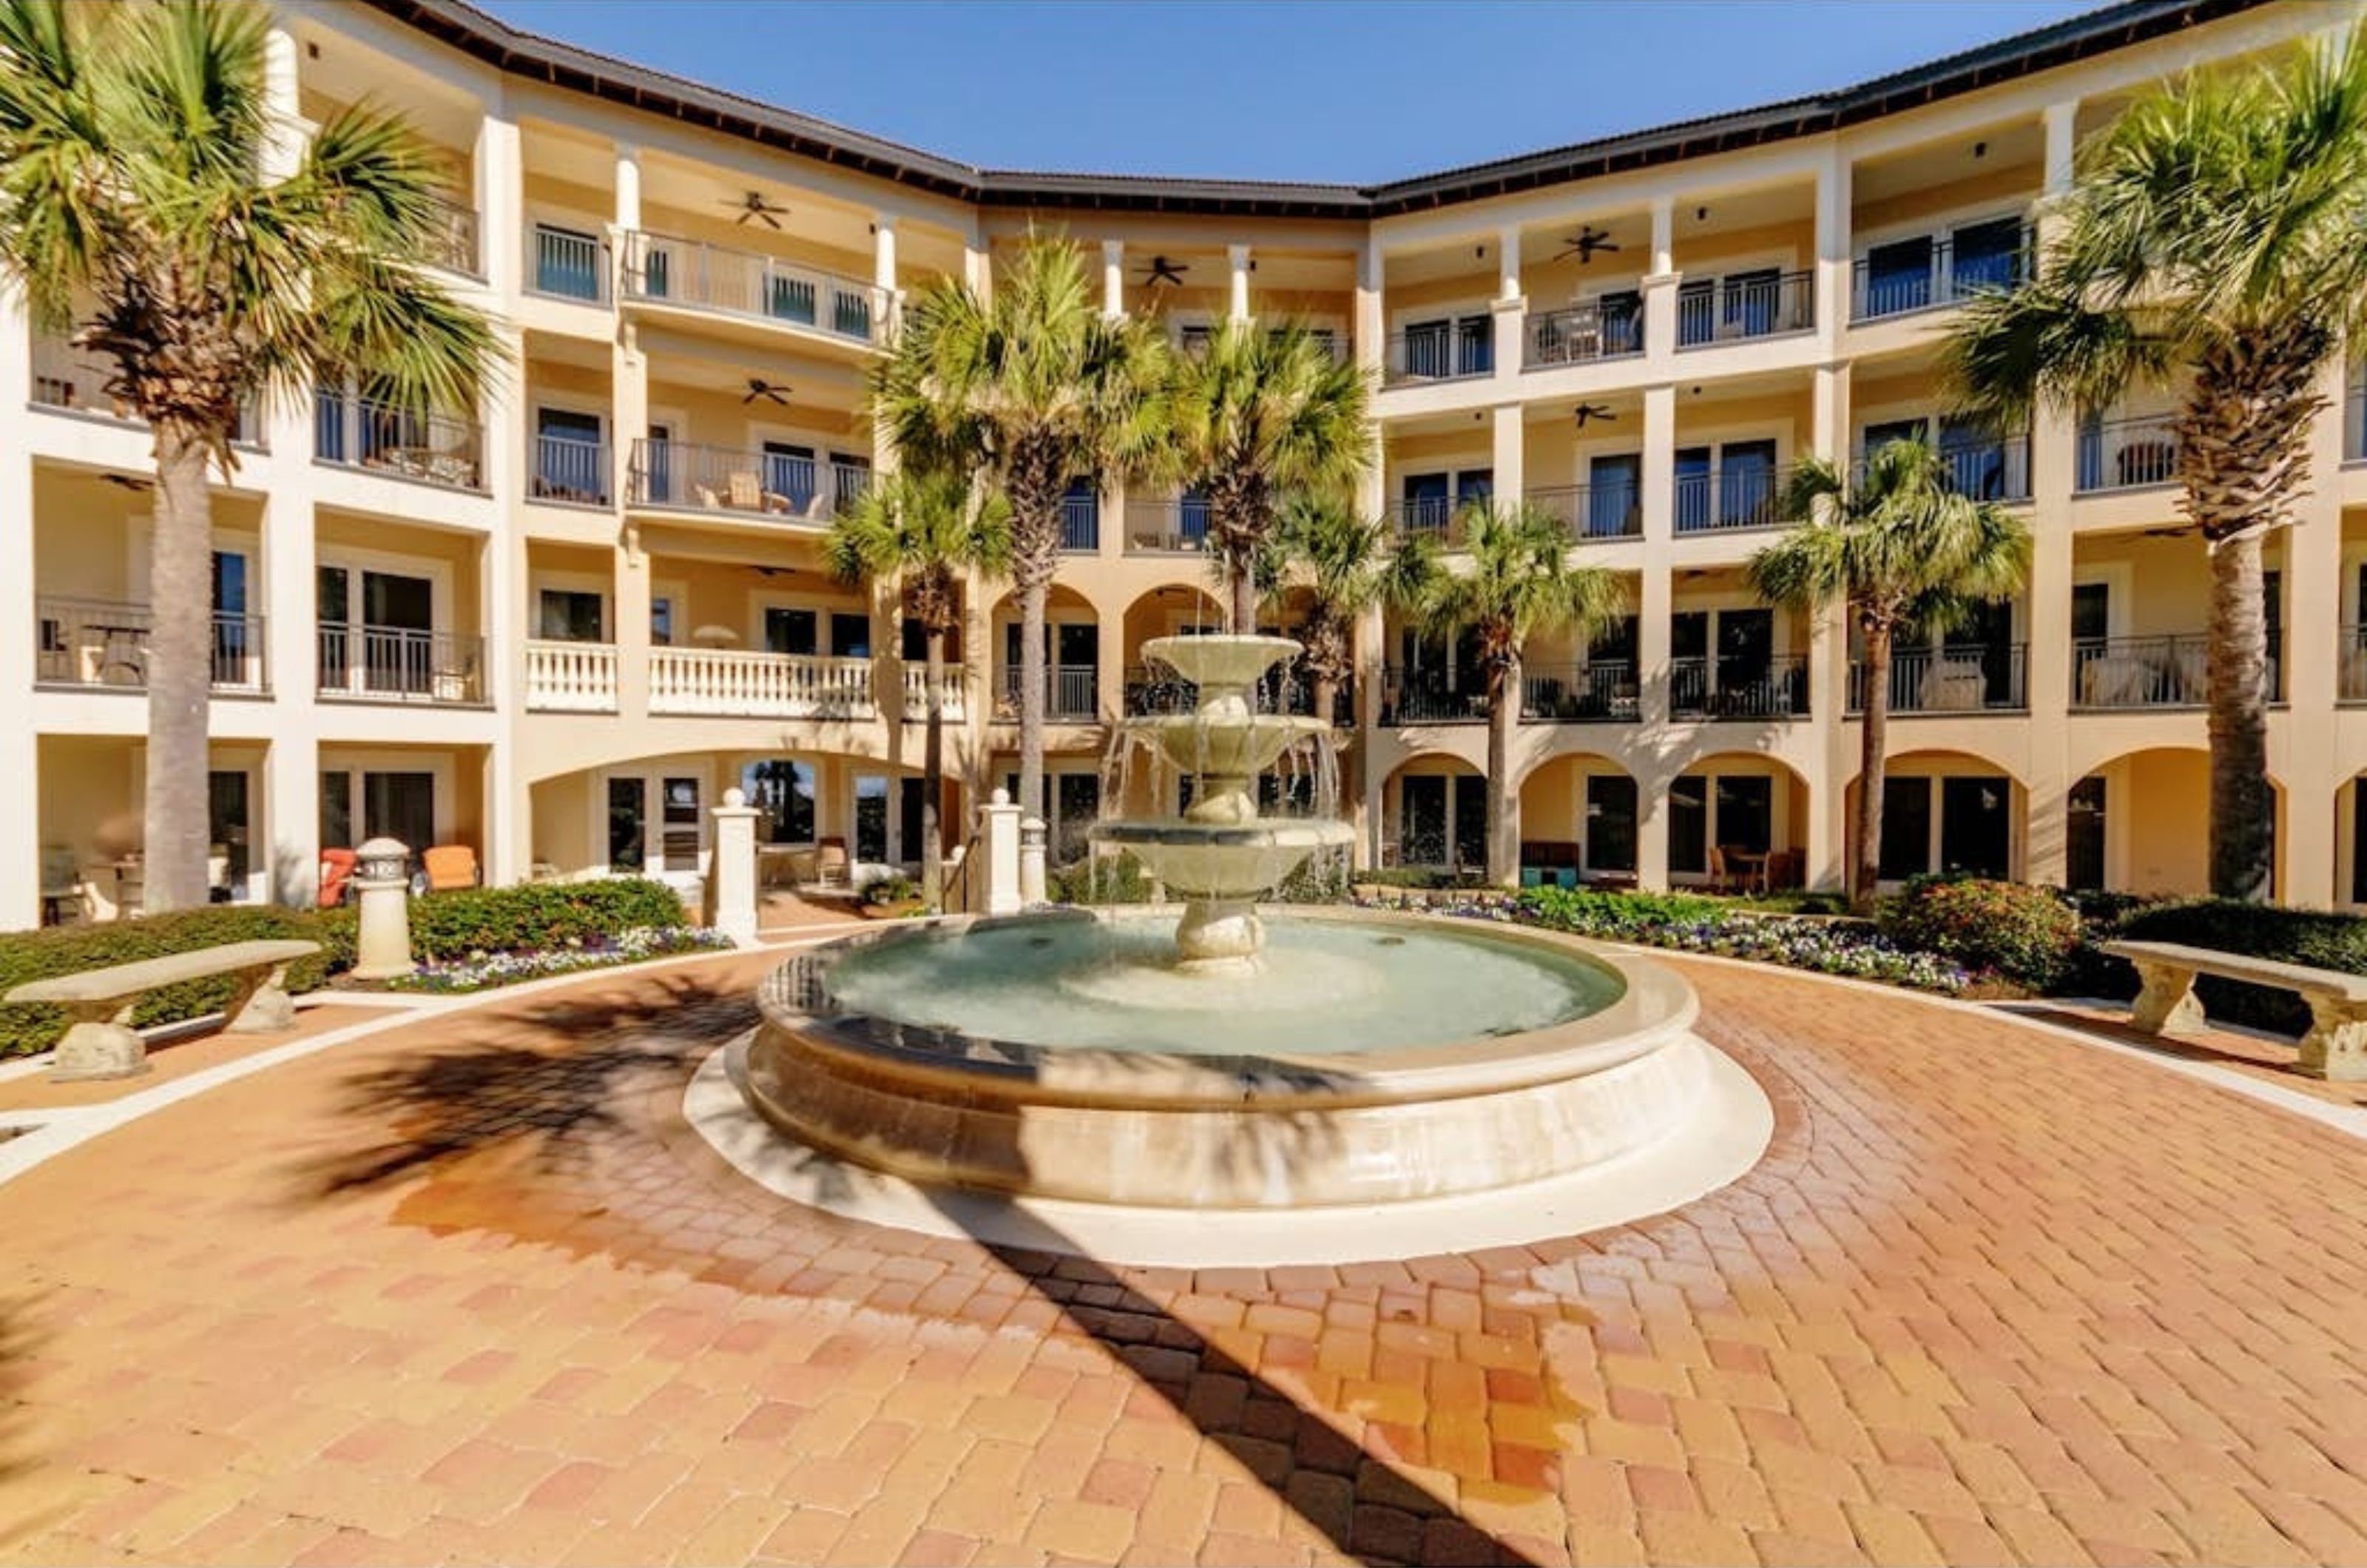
[2206,528,2275,899]
[922,626,946,911]
[1310,675,1340,731]
[1486,654,1519,888]
[1018,577,1047,823]
[1852,619,1891,916]
[143,423,215,913]
[1232,561,1257,636]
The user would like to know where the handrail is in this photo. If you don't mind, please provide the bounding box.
[1527,482,1642,542]
[2076,414,2179,493]
[1522,299,1645,368]
[620,229,885,343]
[34,596,267,692]
[1851,224,2032,321]
[1676,269,1814,347]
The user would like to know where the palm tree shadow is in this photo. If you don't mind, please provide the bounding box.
[0,1295,53,1541]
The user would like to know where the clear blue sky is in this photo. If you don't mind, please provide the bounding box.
[474,1,2103,183]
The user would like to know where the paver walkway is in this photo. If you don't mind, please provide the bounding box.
[0,949,2361,1567]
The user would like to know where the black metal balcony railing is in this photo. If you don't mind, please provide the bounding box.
[34,598,267,692]
[1122,499,1211,553]
[314,391,484,491]
[1124,663,1333,718]
[626,439,868,519]
[1677,271,1814,348]
[317,625,485,705]
[1671,654,1810,718]
[621,231,883,345]
[2076,415,2179,493]
[1852,228,2032,322]
[1520,662,1638,721]
[530,436,610,506]
[1523,300,1645,369]
[1383,326,1493,385]
[1380,667,1488,725]
[424,193,481,277]
[1391,495,1489,548]
[1060,493,1100,552]
[2070,633,2280,707]
[1852,434,2033,503]
[997,664,1100,721]
[531,224,607,303]
[1526,483,1642,542]
[1673,464,1795,534]
[30,332,264,445]
[1851,643,2028,714]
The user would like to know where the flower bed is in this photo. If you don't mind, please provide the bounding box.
[1350,885,1976,995]
[379,926,732,994]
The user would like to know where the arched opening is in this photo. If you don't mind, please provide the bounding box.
[1668,753,1811,892]
[1381,754,1487,873]
[1846,749,2022,887]
[1517,754,1639,886]
[2081,748,2281,900]
[991,582,1098,722]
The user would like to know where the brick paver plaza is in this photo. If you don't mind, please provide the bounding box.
[0,945,2362,1567]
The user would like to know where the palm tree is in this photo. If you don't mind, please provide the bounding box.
[1747,442,2030,913]
[823,466,1010,910]
[0,0,496,911]
[1152,317,1373,632]
[1945,29,2367,900]
[1269,496,1434,727]
[1415,501,1623,887]
[871,235,1167,820]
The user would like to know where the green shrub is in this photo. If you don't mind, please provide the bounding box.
[862,873,920,906]
[1877,876,2084,990]
[0,905,340,1058]
[1351,866,1485,891]
[1516,886,1726,936]
[1047,853,1153,906]
[400,878,692,961]
[1273,854,1349,904]
[2103,898,2367,1033]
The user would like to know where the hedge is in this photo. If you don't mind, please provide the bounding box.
[2087,898,2367,1033]
[0,905,338,1058]
[395,878,692,962]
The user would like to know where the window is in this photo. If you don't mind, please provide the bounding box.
[764,608,817,656]
[1454,469,1493,514]
[1715,777,1773,858]
[1673,447,1712,531]
[1863,234,1935,317]
[902,617,929,661]
[1668,776,1708,876]
[741,760,815,845]
[1862,417,1927,457]
[1880,778,1932,881]
[660,777,700,872]
[537,589,604,643]
[534,408,604,501]
[320,772,353,851]
[2070,777,2107,893]
[1722,268,1781,337]
[1399,314,1491,377]
[212,550,252,683]
[1718,439,1778,527]
[534,223,601,301]
[1452,777,1488,871]
[1401,473,1451,538]
[762,442,815,510]
[1401,776,1448,866]
[855,776,890,864]
[1586,454,1641,538]
[208,771,250,894]
[363,771,435,852]
[1054,774,1101,864]
[1940,776,2011,879]
[830,612,871,658]
[1950,217,2025,297]
[607,777,645,871]
[650,596,674,647]
[2072,583,2111,645]
[1597,290,1644,355]
[1585,775,1638,873]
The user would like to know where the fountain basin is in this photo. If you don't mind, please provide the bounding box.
[740,906,1712,1210]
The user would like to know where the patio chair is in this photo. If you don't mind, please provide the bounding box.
[422,844,480,892]
[1706,845,1735,895]
[40,846,86,925]
[319,848,358,908]
[813,837,851,890]
[726,470,791,513]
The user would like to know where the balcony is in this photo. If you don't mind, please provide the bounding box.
[1391,495,1482,549]
[30,333,263,446]
[2070,633,2279,708]
[2343,626,2367,701]
[2076,415,2178,493]
[424,194,481,278]
[1672,655,1809,719]
[35,598,267,693]
[997,665,1100,722]
[317,626,485,706]
[314,391,484,492]
[1384,322,1493,386]
[1527,483,1641,543]
[620,231,884,346]
[1674,464,1794,535]
[1060,493,1100,552]
[1123,498,1210,554]
[1854,434,2032,503]
[1677,271,1814,348]
[530,435,612,508]
[1380,667,1486,725]
[1852,644,2027,714]
[530,224,607,303]
[1519,662,1637,721]
[901,663,967,723]
[627,439,868,522]
[524,640,618,712]
[1851,224,2031,322]
[649,647,874,717]
[1523,300,1645,370]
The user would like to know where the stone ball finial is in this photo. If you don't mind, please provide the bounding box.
[991,788,1010,805]
[723,787,747,808]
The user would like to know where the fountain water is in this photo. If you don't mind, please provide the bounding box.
[1087,635,1352,969]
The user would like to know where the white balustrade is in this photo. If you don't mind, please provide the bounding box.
[524,640,618,712]
[649,648,876,717]
[901,662,968,723]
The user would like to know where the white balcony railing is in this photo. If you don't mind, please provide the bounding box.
[524,641,618,712]
[620,231,885,345]
[648,648,874,717]
[901,663,968,723]
[30,332,264,445]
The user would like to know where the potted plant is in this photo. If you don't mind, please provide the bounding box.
[860,874,925,919]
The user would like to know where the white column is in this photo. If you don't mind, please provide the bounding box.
[615,530,652,720]
[1102,240,1126,319]
[1808,363,1853,893]
[873,214,899,293]
[2042,100,2079,201]
[475,107,523,300]
[1490,404,1524,512]
[260,25,305,182]
[1650,198,1675,277]
[0,295,37,927]
[965,235,992,301]
[1813,143,1851,348]
[1227,244,1252,324]
[982,789,1023,915]
[2280,357,2349,907]
[1496,224,1523,302]
[613,142,642,234]
[1641,196,1678,365]
[263,484,320,906]
[1637,381,1677,734]
[1355,241,1386,521]
[709,790,761,946]
[1490,225,1527,388]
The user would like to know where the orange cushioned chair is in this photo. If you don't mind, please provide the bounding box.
[422,844,479,893]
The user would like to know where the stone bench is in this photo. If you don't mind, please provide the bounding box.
[2101,939,2367,1081]
[5,939,321,1083]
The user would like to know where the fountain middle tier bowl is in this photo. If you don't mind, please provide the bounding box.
[1131,712,1333,779]
[740,907,1713,1209]
[1140,632,1307,692]
[1087,817,1353,899]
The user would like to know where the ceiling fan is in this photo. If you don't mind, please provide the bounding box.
[1138,254,1190,288]
[725,191,791,229]
[1572,402,1617,428]
[740,378,791,406]
[1553,226,1621,266]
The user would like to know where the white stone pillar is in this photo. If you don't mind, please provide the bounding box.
[351,839,416,979]
[1228,244,1252,324]
[1491,403,1524,513]
[1807,363,1853,893]
[1813,145,1851,349]
[1357,601,1386,870]
[263,482,320,906]
[873,214,899,341]
[1355,240,1386,521]
[1496,224,1522,302]
[982,788,1023,915]
[2280,357,2348,906]
[613,142,642,235]
[1641,196,1678,365]
[615,529,652,719]
[2042,100,2079,203]
[260,25,305,182]
[0,294,36,927]
[1020,816,1048,905]
[709,788,761,946]
[474,107,523,299]
[1102,239,1126,319]
[1636,383,1678,891]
